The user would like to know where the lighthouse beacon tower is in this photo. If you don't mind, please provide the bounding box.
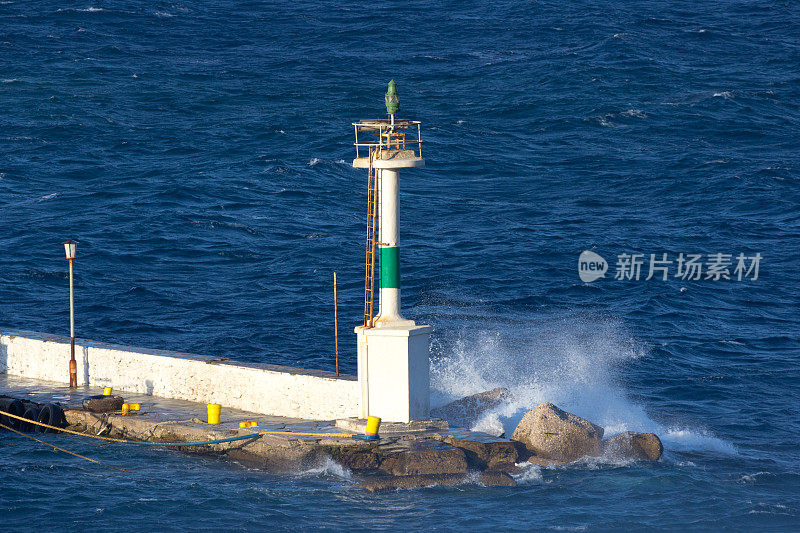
[352,81,432,423]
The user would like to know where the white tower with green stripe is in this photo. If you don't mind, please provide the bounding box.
[351,81,432,423]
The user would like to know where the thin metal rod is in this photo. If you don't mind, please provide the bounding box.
[68,258,77,388]
[333,271,339,376]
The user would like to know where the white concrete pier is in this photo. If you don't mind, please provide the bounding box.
[0,330,359,421]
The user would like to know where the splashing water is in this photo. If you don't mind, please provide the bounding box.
[296,457,353,481]
[430,316,736,456]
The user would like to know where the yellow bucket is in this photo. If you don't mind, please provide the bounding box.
[129,404,141,411]
[103,387,113,396]
[365,416,381,437]
[207,404,221,425]
[121,404,130,415]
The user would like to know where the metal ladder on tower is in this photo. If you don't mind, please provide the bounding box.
[363,146,378,328]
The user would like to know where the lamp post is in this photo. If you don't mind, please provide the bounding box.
[64,239,77,388]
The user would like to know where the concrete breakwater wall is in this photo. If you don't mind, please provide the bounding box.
[0,331,359,420]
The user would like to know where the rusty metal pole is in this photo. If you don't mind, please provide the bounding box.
[68,256,77,387]
[333,271,339,376]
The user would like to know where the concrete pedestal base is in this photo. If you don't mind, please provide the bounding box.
[336,417,448,435]
[355,324,432,423]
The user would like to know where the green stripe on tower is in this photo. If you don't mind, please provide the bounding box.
[379,246,400,289]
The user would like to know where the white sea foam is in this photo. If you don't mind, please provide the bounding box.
[430,316,736,457]
[661,428,737,454]
[296,457,352,480]
[511,463,544,484]
[308,158,321,166]
[739,471,770,484]
[597,114,615,127]
[713,91,733,99]
[621,109,647,118]
[57,7,104,12]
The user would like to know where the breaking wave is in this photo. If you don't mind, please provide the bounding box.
[430,316,736,456]
[295,457,352,480]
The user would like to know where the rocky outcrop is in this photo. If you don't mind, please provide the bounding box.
[323,438,468,477]
[511,403,604,463]
[57,391,663,495]
[378,443,468,476]
[431,387,511,429]
[358,471,516,492]
[603,431,663,461]
[359,473,468,492]
[478,470,516,487]
[436,433,519,472]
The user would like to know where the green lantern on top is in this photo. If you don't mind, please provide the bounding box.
[385,80,399,115]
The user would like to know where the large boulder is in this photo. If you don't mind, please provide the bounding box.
[431,387,511,429]
[603,431,663,461]
[511,403,604,462]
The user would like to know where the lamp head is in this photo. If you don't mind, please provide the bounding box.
[64,239,77,260]
[385,80,399,115]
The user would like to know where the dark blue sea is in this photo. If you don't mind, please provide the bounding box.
[1,1,799,530]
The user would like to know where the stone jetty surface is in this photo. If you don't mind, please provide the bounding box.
[1,377,663,492]
[0,376,520,492]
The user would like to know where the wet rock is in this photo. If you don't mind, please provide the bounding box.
[324,438,470,477]
[603,431,663,461]
[511,402,604,462]
[83,395,124,413]
[378,440,468,476]
[526,454,564,466]
[431,387,511,429]
[324,445,382,471]
[438,434,519,472]
[227,446,326,473]
[478,471,517,487]
[359,474,469,493]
